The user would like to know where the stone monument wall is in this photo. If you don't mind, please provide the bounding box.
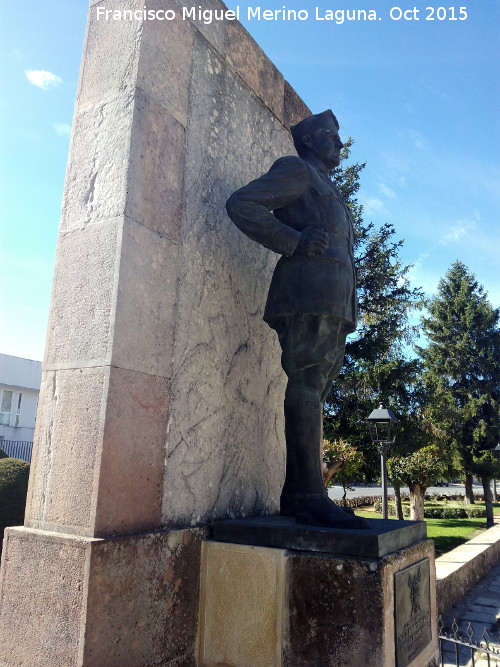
[25,0,311,537]
[0,2,313,664]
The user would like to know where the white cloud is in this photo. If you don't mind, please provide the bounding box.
[379,183,396,199]
[25,70,62,90]
[438,215,478,246]
[363,197,388,216]
[52,123,72,136]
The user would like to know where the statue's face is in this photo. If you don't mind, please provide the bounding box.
[303,120,344,169]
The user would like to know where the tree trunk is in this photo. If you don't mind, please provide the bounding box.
[481,474,494,528]
[394,481,404,520]
[464,472,475,504]
[408,482,427,521]
[322,459,344,487]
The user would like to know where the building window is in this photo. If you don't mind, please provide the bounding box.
[0,390,13,426]
[15,392,23,427]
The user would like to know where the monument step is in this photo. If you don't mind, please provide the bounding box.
[212,513,427,558]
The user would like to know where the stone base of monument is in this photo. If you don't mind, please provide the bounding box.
[197,517,439,667]
[0,525,207,666]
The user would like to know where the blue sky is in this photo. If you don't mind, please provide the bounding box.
[1,0,498,362]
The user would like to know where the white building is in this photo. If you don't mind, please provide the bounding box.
[0,354,42,446]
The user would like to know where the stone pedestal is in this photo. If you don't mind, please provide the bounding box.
[0,525,206,666]
[198,520,439,667]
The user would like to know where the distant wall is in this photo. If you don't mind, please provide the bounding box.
[0,355,41,441]
[0,354,42,391]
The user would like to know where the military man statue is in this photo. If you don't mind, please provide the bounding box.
[226,110,368,529]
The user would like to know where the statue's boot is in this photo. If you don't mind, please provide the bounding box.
[280,380,369,529]
[281,493,370,529]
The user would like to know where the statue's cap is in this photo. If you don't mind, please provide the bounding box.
[290,110,339,154]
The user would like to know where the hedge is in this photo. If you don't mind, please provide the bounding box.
[337,492,485,509]
[0,458,30,549]
[373,500,486,519]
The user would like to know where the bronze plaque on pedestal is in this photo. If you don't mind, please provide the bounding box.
[394,557,432,667]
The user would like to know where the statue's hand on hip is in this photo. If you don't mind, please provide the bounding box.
[295,226,329,257]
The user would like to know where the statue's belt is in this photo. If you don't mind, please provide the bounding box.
[292,231,353,259]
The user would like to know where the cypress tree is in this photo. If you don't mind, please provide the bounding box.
[419,260,500,512]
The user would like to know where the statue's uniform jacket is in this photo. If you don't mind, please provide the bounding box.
[226,155,357,331]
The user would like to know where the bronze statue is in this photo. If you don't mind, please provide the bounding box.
[226,110,368,528]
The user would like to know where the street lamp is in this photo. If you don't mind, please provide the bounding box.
[493,443,500,503]
[366,403,399,520]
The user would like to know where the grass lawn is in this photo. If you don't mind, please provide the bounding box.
[355,502,500,557]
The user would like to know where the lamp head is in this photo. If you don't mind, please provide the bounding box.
[366,403,399,444]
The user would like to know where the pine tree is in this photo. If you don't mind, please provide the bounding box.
[419,260,500,513]
[324,141,426,483]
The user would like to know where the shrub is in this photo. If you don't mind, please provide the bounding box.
[373,500,410,517]
[372,499,486,519]
[0,458,30,549]
[424,506,465,519]
[464,506,487,518]
[0,447,8,458]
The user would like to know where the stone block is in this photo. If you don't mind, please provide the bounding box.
[125,89,186,241]
[180,0,230,59]
[26,364,171,537]
[60,96,133,230]
[45,216,178,377]
[284,80,312,129]
[198,542,285,667]
[83,527,206,666]
[111,217,179,378]
[212,514,428,558]
[45,218,120,368]
[25,367,108,535]
[0,526,206,667]
[226,21,285,121]
[93,365,170,536]
[77,0,144,108]
[199,538,439,667]
[474,596,499,607]
[0,528,88,667]
[285,540,438,667]
[137,0,195,122]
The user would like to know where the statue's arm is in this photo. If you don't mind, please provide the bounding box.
[226,156,310,256]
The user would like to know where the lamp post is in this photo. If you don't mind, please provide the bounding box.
[493,443,500,503]
[366,403,399,520]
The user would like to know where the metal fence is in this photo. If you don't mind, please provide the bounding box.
[439,616,500,666]
[0,440,33,463]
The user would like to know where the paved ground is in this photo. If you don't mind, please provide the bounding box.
[439,561,500,666]
[327,482,486,501]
